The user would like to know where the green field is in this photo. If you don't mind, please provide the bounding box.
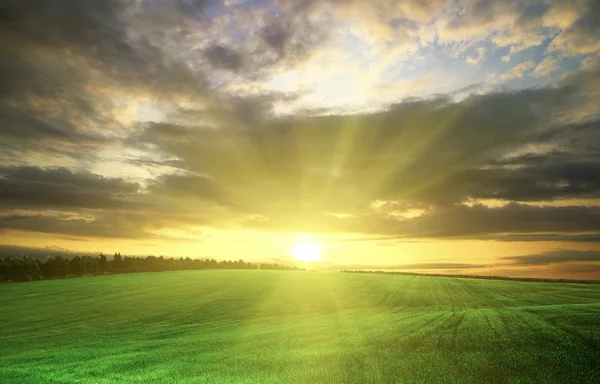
[2,271,600,383]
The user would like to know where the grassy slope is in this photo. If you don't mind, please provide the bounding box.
[1,270,600,384]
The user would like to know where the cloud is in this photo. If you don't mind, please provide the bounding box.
[0,214,149,239]
[145,172,232,208]
[0,245,102,260]
[0,0,208,98]
[2,66,600,241]
[466,47,486,65]
[0,0,215,173]
[499,60,535,80]
[137,90,542,209]
[552,264,600,275]
[391,263,486,270]
[483,233,600,243]
[534,57,560,77]
[547,0,600,56]
[581,53,600,70]
[340,263,487,270]
[2,0,600,250]
[450,157,600,203]
[0,166,140,210]
[426,0,600,72]
[369,203,600,238]
[502,250,600,265]
[121,71,600,236]
[204,45,244,72]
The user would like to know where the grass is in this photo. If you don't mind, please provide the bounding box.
[2,270,600,383]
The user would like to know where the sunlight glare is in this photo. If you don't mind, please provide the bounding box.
[291,241,322,262]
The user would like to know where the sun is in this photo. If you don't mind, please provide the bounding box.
[291,241,322,262]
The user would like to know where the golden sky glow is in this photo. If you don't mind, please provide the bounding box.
[1,0,600,279]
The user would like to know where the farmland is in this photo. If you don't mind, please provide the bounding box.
[2,270,600,383]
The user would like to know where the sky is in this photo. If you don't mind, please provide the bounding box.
[1,0,600,279]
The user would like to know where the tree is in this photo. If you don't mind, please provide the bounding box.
[111,252,123,272]
[98,253,108,273]
[0,258,8,282]
[54,256,69,277]
[28,258,42,280]
[1,253,304,284]
[42,257,57,278]
[82,256,95,275]
[69,256,84,276]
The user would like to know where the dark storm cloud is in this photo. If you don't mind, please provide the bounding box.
[147,173,231,206]
[0,166,138,193]
[0,0,209,157]
[0,165,231,238]
[195,0,331,78]
[250,202,600,237]
[3,71,600,240]
[384,203,600,237]
[553,264,600,274]
[2,0,600,244]
[110,69,600,239]
[535,119,600,154]
[442,158,600,202]
[0,1,128,60]
[502,250,600,266]
[435,117,600,204]
[269,203,600,239]
[258,13,327,65]
[548,0,600,55]
[338,262,487,270]
[482,233,600,243]
[0,111,97,142]
[0,244,92,260]
[0,214,148,239]
[0,166,139,210]
[0,0,207,93]
[138,71,600,209]
[0,0,133,104]
[381,263,486,270]
[204,45,244,71]
[0,0,327,163]
[369,72,600,205]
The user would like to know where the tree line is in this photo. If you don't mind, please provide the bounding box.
[0,253,304,283]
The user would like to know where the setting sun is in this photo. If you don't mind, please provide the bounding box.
[291,241,322,263]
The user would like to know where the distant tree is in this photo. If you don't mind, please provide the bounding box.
[42,257,57,278]
[0,258,8,282]
[28,258,42,280]
[3,257,41,281]
[111,252,123,272]
[82,256,95,275]
[122,256,135,273]
[54,256,69,277]
[2,252,305,284]
[3,258,15,281]
[98,253,108,273]
[69,256,84,276]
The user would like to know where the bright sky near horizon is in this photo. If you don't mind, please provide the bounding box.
[1,0,600,278]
